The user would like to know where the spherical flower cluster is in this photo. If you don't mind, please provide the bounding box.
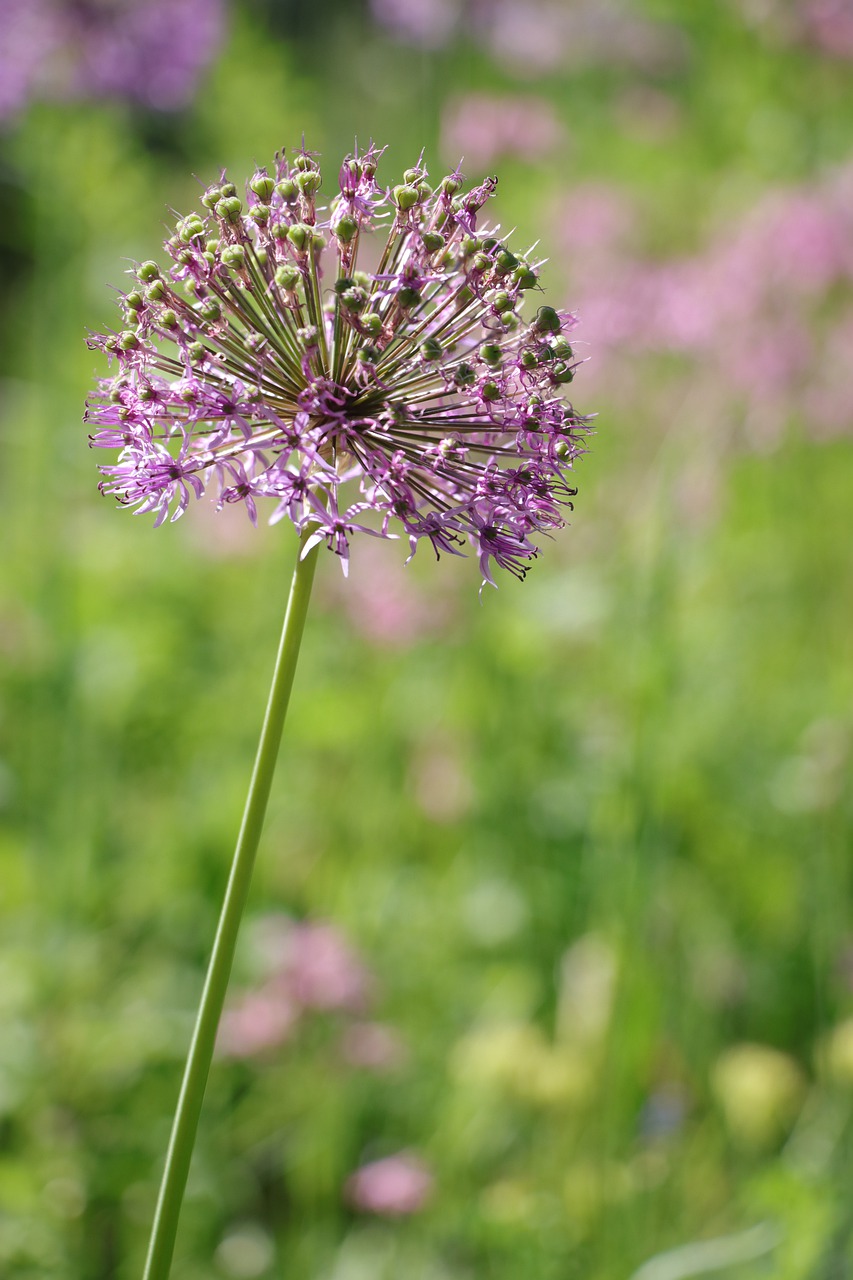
[85,142,592,584]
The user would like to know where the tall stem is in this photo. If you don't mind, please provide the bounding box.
[143,532,320,1280]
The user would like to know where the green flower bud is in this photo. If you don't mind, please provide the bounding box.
[403,168,423,184]
[513,264,538,289]
[553,362,575,384]
[118,330,139,351]
[222,245,246,269]
[495,248,519,273]
[340,286,368,313]
[219,182,237,198]
[293,154,315,172]
[250,203,271,225]
[481,380,501,401]
[201,186,222,209]
[287,223,311,251]
[479,342,502,367]
[276,179,297,203]
[533,305,561,333]
[138,385,155,401]
[421,231,445,253]
[249,172,275,200]
[199,298,221,322]
[553,338,574,359]
[453,362,476,387]
[215,196,243,224]
[521,351,537,369]
[555,440,571,460]
[491,291,514,314]
[137,261,161,282]
[178,216,205,243]
[160,309,178,329]
[417,181,433,200]
[255,248,268,267]
[271,220,289,239]
[421,337,442,361]
[311,230,326,251]
[397,285,421,308]
[334,215,359,243]
[145,280,166,302]
[189,342,207,363]
[440,174,461,196]
[295,169,322,196]
[124,290,144,311]
[362,312,382,336]
[275,265,301,291]
[393,184,420,211]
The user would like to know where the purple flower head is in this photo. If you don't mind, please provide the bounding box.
[86,142,593,585]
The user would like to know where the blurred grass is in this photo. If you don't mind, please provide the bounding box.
[1,1,853,1277]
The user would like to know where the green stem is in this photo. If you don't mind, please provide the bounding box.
[142,531,320,1280]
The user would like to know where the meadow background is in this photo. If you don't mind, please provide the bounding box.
[1,0,853,1276]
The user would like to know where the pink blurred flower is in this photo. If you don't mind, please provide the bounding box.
[345,1152,433,1216]
[552,162,853,444]
[369,0,458,46]
[441,93,566,170]
[341,1021,408,1072]
[288,922,373,1014]
[0,0,225,121]
[323,538,456,648]
[478,0,686,76]
[217,916,375,1058]
[217,988,299,1058]
[805,0,853,57]
[0,0,63,122]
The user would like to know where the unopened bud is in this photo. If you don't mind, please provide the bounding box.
[249,172,275,200]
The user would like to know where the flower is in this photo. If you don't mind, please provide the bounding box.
[345,1151,433,1216]
[0,0,225,122]
[86,142,592,585]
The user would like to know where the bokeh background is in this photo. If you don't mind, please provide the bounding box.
[1,0,853,1276]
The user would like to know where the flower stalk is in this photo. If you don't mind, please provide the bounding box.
[142,530,319,1280]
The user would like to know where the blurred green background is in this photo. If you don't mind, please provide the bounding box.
[1,0,853,1276]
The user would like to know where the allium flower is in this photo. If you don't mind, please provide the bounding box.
[86,143,591,585]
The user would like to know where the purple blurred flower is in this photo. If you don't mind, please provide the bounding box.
[0,0,225,121]
[86,142,591,585]
[0,0,63,122]
[369,0,459,46]
[345,1152,433,1216]
[287,922,372,1013]
[217,987,299,1059]
[736,0,853,59]
[368,0,684,75]
[216,916,375,1059]
[441,93,566,169]
[341,1021,408,1072]
[553,163,853,445]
